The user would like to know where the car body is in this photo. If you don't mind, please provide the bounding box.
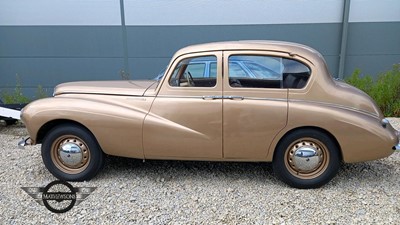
[20,40,400,188]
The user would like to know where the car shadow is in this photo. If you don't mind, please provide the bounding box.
[98,156,277,183]
[95,155,398,188]
[337,159,397,182]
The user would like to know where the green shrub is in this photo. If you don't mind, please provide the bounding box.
[1,74,30,104]
[35,85,48,100]
[345,64,400,117]
[1,74,48,104]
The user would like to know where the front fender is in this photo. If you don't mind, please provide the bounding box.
[21,96,154,158]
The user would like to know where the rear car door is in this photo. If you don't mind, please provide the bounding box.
[222,51,289,159]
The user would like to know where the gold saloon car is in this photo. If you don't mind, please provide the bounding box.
[19,41,400,189]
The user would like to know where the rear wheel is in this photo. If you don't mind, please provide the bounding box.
[273,129,340,189]
[42,124,105,181]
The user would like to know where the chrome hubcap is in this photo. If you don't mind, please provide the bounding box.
[59,143,83,167]
[288,141,323,173]
[55,138,90,170]
[293,147,320,172]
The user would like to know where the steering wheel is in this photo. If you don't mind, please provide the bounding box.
[229,78,242,87]
[186,71,195,87]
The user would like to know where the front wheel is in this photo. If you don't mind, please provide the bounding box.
[273,129,340,189]
[41,124,105,181]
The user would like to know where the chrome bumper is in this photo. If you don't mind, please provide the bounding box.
[394,144,400,151]
[18,137,32,149]
[394,129,400,152]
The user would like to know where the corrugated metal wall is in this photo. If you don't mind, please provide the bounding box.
[0,0,399,97]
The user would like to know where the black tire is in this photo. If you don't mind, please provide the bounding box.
[41,124,105,181]
[5,119,18,126]
[272,129,340,189]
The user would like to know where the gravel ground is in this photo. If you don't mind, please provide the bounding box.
[1,119,400,224]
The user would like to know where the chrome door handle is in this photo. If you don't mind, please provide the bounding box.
[226,96,244,100]
[202,96,243,100]
[202,96,222,100]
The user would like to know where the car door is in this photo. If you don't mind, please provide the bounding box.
[222,51,289,159]
[143,52,223,159]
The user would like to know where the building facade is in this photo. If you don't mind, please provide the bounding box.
[0,0,399,97]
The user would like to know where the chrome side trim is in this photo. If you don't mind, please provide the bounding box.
[156,95,211,99]
[201,96,244,100]
[289,99,380,119]
[245,97,287,102]
[58,92,144,97]
[157,95,287,102]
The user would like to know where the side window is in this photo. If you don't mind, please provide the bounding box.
[169,56,217,87]
[209,62,217,78]
[282,58,311,89]
[228,55,310,89]
[229,62,248,78]
[186,63,206,78]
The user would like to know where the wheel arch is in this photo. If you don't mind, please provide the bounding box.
[36,119,94,144]
[40,119,105,181]
[272,126,343,161]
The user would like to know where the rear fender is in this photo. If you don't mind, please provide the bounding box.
[267,101,397,163]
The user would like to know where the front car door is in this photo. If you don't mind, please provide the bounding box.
[143,51,223,159]
[222,51,290,159]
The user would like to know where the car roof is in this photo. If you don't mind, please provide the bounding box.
[186,58,253,63]
[173,40,322,63]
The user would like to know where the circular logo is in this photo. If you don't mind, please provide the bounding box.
[42,180,76,213]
